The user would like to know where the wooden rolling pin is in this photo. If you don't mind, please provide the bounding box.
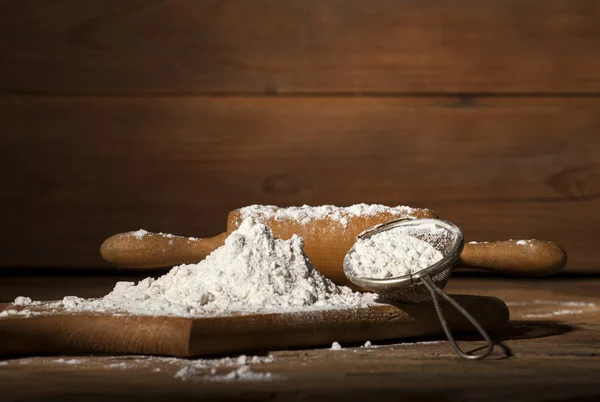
[101,207,567,288]
[0,295,508,357]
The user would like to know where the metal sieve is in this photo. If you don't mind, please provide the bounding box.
[343,218,494,360]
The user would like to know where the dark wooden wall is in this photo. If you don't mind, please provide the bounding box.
[1,0,599,271]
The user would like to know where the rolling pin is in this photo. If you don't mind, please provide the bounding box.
[101,207,567,288]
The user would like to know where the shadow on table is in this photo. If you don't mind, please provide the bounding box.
[493,320,576,341]
[438,320,577,359]
[452,320,576,342]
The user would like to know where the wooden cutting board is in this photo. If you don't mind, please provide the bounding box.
[0,295,508,357]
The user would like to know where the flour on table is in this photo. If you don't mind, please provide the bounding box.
[505,299,597,319]
[0,309,37,317]
[1,355,277,381]
[395,340,442,346]
[330,342,343,350]
[12,219,377,318]
[54,358,82,365]
[505,300,596,308]
[345,228,443,279]
[238,204,423,228]
[13,296,40,306]
[207,365,275,382]
[524,309,585,318]
[171,354,276,381]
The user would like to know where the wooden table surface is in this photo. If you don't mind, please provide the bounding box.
[1,274,599,401]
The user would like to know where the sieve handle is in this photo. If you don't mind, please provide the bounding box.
[421,275,495,360]
[458,240,567,276]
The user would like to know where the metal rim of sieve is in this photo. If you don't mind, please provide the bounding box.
[344,218,464,290]
[343,218,495,360]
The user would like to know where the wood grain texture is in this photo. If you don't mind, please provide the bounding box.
[1,96,599,270]
[0,278,599,402]
[2,0,600,94]
[0,295,509,357]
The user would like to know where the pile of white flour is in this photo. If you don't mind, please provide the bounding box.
[18,218,377,317]
[346,229,443,279]
[8,204,440,317]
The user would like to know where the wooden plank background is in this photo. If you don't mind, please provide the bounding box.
[2,0,600,94]
[1,0,599,271]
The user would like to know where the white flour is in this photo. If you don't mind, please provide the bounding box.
[505,300,596,308]
[7,204,432,318]
[0,355,276,382]
[205,365,275,382]
[131,229,149,239]
[20,219,377,317]
[516,239,535,246]
[346,230,443,279]
[524,309,585,318]
[330,342,343,350]
[130,229,198,242]
[505,300,597,319]
[237,204,422,228]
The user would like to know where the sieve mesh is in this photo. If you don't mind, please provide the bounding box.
[344,218,463,304]
[377,268,453,303]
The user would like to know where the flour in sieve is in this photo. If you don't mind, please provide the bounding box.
[22,219,377,318]
[346,230,443,279]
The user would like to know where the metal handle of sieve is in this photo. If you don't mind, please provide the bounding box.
[420,275,494,360]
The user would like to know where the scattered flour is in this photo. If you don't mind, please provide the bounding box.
[238,204,422,228]
[358,340,442,349]
[131,229,149,239]
[394,340,442,346]
[0,355,276,381]
[107,362,131,369]
[506,300,597,319]
[0,309,36,317]
[516,240,535,246]
[1,296,40,317]
[171,354,276,381]
[130,229,199,243]
[346,229,443,279]
[331,342,343,350]
[207,365,275,382]
[14,296,38,306]
[468,240,536,246]
[506,300,596,308]
[16,219,376,318]
[54,358,84,365]
[173,366,195,379]
[525,309,585,318]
